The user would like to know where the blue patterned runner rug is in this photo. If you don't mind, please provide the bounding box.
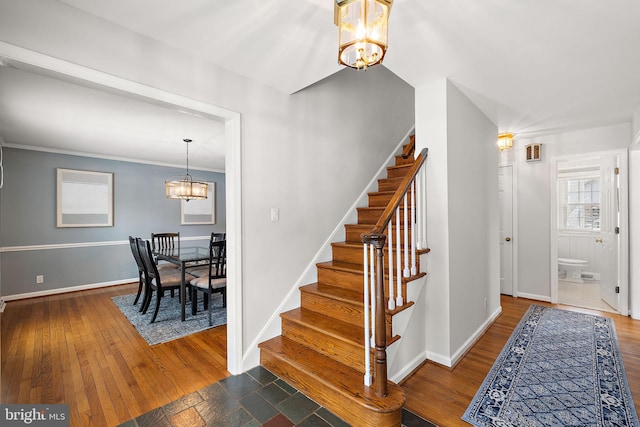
[463,305,639,426]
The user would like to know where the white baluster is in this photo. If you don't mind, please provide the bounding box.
[363,243,372,386]
[421,166,428,249]
[369,243,376,348]
[411,179,417,275]
[403,193,410,278]
[395,207,403,307]
[387,225,395,310]
[415,172,422,251]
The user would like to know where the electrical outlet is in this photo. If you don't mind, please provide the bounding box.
[484,297,488,310]
[36,275,44,284]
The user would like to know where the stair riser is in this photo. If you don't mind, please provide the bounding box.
[394,155,414,166]
[281,317,365,373]
[357,208,412,225]
[345,225,414,245]
[332,244,417,270]
[260,351,402,427]
[377,177,404,192]
[300,291,364,327]
[332,244,365,265]
[386,165,411,178]
[317,265,363,291]
[368,193,393,207]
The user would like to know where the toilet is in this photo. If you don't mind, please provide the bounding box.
[558,258,589,283]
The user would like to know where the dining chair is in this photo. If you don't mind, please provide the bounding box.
[187,232,226,278]
[190,239,226,326]
[128,236,146,307]
[137,238,194,323]
[151,232,180,271]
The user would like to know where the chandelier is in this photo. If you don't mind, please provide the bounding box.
[335,0,393,70]
[165,139,208,202]
[497,133,514,151]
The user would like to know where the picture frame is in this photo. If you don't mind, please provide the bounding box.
[181,182,216,225]
[56,168,114,227]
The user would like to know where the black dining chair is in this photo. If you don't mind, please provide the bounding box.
[151,232,180,271]
[190,239,226,326]
[128,236,146,307]
[187,232,226,278]
[137,238,194,323]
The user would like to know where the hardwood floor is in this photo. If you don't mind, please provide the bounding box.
[2,288,639,427]
[400,295,640,426]
[0,283,229,427]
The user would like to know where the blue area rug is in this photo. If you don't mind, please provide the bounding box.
[111,293,226,346]
[463,305,639,426]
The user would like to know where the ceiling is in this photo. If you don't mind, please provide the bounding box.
[2,0,640,167]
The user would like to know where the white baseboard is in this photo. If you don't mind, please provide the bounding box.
[1,278,136,301]
[450,306,502,367]
[390,351,428,383]
[0,298,6,313]
[517,292,551,302]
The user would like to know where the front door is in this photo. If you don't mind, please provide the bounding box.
[499,166,514,295]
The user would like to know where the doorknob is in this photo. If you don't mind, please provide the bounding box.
[595,238,603,243]
[505,237,511,242]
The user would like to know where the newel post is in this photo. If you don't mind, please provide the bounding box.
[363,232,388,398]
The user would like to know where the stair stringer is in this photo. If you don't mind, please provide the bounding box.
[243,126,416,369]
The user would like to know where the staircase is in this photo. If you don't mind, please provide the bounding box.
[259,137,428,427]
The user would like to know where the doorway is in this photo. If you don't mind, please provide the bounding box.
[551,150,629,315]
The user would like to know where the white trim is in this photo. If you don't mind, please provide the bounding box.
[241,127,415,369]
[0,235,213,253]
[449,306,502,368]
[517,292,552,302]
[0,43,244,375]
[389,351,428,384]
[2,278,136,301]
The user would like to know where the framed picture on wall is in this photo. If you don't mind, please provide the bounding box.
[181,182,215,225]
[56,168,114,227]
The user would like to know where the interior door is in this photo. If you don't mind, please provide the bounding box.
[599,155,619,310]
[499,166,514,295]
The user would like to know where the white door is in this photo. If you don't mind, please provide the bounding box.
[499,166,514,295]
[599,155,619,310]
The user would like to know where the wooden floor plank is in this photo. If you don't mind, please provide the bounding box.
[1,283,230,427]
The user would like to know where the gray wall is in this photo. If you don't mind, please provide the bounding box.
[0,148,225,297]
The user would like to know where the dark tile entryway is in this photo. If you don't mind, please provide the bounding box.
[117,366,435,427]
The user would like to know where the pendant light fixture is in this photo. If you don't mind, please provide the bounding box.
[335,0,393,70]
[165,138,208,202]
[497,132,514,151]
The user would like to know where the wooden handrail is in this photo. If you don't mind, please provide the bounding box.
[363,147,428,240]
[401,135,415,159]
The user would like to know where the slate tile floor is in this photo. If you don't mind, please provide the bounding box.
[117,366,436,427]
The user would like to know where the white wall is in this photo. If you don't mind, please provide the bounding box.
[414,79,500,366]
[504,123,632,301]
[0,0,415,370]
[630,148,640,318]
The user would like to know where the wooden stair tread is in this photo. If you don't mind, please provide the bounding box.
[282,308,363,345]
[259,336,405,413]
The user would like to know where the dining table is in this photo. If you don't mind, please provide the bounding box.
[154,245,210,321]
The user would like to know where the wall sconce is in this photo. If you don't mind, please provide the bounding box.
[334,0,393,70]
[497,132,514,151]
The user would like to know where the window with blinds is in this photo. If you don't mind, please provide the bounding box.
[558,176,600,231]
